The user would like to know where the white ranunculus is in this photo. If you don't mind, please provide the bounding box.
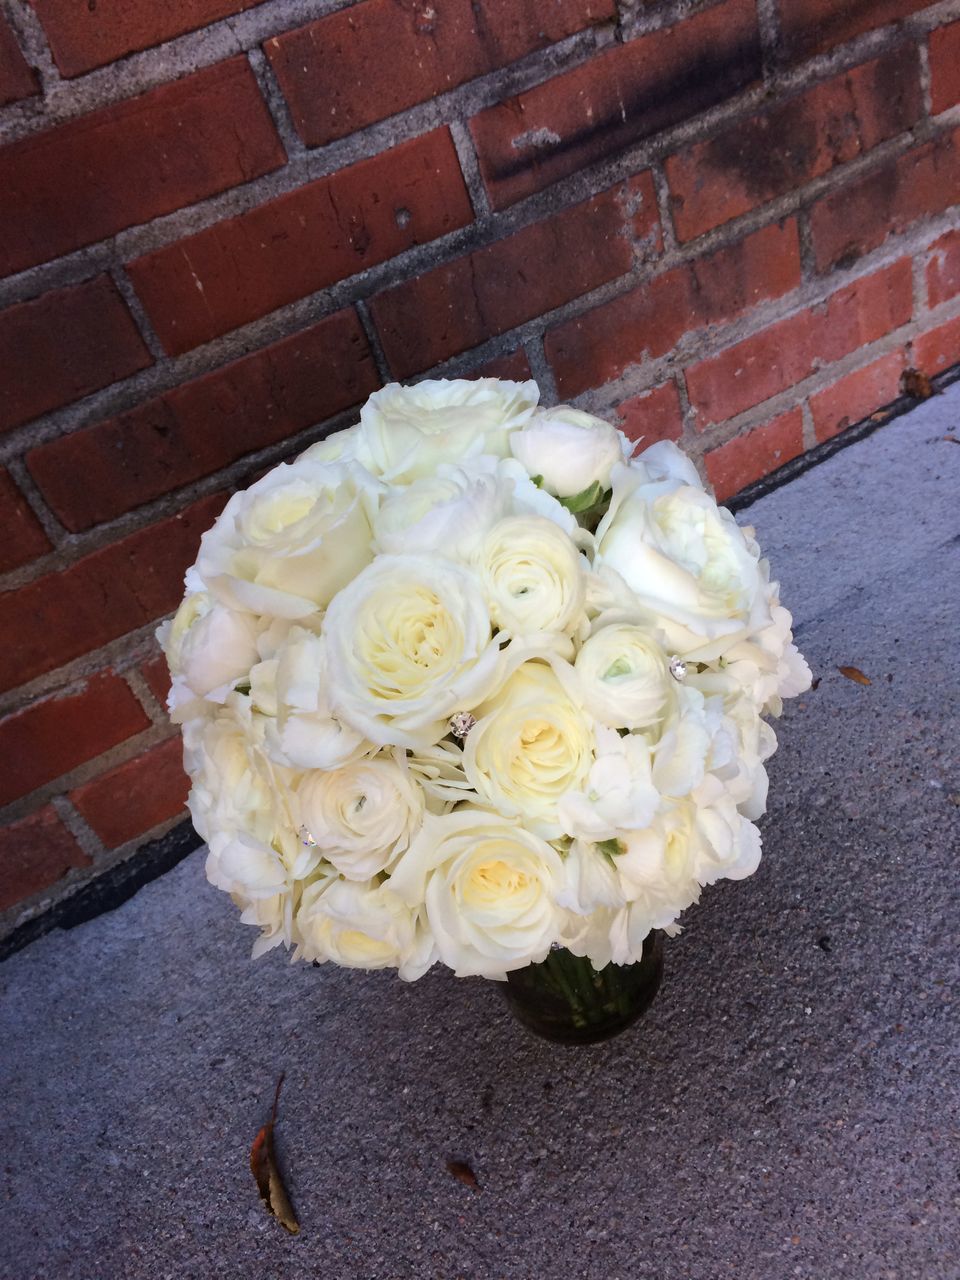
[296,877,435,979]
[323,554,506,748]
[159,592,259,703]
[510,406,624,497]
[477,515,586,636]
[573,618,673,729]
[596,443,770,657]
[389,809,565,978]
[557,725,660,843]
[296,751,424,880]
[195,458,381,619]
[354,378,539,482]
[267,628,367,770]
[463,661,594,838]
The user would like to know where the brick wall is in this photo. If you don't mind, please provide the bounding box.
[2,0,959,946]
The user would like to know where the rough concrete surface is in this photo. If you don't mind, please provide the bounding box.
[2,391,959,1280]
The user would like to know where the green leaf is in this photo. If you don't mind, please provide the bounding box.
[559,480,603,514]
[234,681,252,695]
[596,837,625,858]
[530,474,544,488]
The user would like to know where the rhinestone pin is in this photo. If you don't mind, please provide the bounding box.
[298,825,318,848]
[669,656,687,682]
[448,711,477,739]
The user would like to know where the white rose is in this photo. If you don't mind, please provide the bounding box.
[354,378,539,481]
[324,554,505,748]
[596,443,769,657]
[296,877,434,980]
[463,661,594,838]
[557,725,660,843]
[372,464,504,560]
[510,406,624,497]
[195,458,381,619]
[297,423,360,464]
[267,628,367,769]
[477,515,586,636]
[296,751,424,880]
[160,592,259,703]
[389,808,565,978]
[573,619,672,729]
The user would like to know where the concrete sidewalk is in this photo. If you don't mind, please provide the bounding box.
[2,390,959,1280]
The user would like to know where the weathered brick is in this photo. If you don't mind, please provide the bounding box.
[666,46,922,242]
[912,315,960,377]
[70,737,188,849]
[27,309,378,532]
[931,21,960,115]
[926,229,960,307]
[704,408,805,503]
[469,0,761,209]
[776,0,932,62]
[371,176,657,377]
[0,493,225,694]
[0,672,150,806]
[616,380,684,448]
[685,259,912,427]
[0,468,51,573]
[467,348,533,381]
[0,805,90,912]
[0,13,37,106]
[545,218,801,398]
[0,58,285,278]
[128,129,473,355]
[810,350,905,441]
[267,0,614,148]
[0,276,152,433]
[809,127,960,273]
[32,0,268,78]
[141,653,172,707]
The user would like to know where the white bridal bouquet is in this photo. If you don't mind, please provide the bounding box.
[161,378,810,981]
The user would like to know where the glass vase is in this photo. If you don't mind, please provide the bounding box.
[500,932,664,1045]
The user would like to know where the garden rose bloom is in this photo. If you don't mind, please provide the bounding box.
[296,878,434,979]
[196,458,380,619]
[510,405,623,496]
[389,809,565,978]
[324,554,505,748]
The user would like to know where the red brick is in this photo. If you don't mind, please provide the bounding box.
[0,276,152,433]
[776,0,932,62]
[913,315,960,377]
[616,380,684,448]
[128,129,473,355]
[926,229,960,307]
[545,218,801,398]
[0,468,51,573]
[0,673,150,806]
[0,13,37,106]
[0,805,90,911]
[71,737,188,848]
[666,47,921,242]
[141,653,172,707]
[931,21,960,115]
[27,309,378,532]
[267,0,614,149]
[809,127,960,273]
[0,492,225,694]
[467,349,533,381]
[371,176,657,377]
[685,259,913,427]
[0,58,284,278]
[32,0,268,78]
[810,350,905,441]
[469,0,761,210]
[704,409,805,503]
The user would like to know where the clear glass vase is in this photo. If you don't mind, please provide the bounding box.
[500,932,664,1045]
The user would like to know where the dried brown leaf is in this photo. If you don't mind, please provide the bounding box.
[447,1159,480,1190]
[250,1074,300,1234]
[943,434,960,445]
[901,368,935,400]
[810,677,821,691]
[838,665,871,686]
